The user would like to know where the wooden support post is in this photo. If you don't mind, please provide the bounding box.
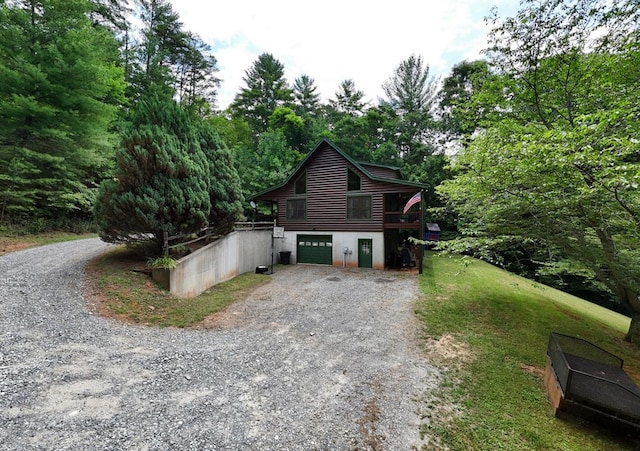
[163,231,169,257]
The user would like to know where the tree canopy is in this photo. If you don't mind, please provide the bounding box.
[230,53,293,135]
[0,0,125,224]
[438,0,640,342]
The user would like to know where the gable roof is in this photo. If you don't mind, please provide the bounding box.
[250,138,428,199]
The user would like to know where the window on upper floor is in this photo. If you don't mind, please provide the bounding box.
[347,195,372,220]
[286,198,306,220]
[294,171,307,195]
[347,168,361,191]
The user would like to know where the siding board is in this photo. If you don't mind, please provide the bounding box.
[360,164,401,179]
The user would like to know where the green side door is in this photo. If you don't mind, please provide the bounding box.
[358,239,373,268]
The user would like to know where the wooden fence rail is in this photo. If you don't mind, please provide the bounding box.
[162,221,275,257]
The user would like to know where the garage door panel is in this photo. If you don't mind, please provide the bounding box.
[297,235,332,265]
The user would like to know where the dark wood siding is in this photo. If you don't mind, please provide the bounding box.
[256,142,419,232]
[360,164,401,179]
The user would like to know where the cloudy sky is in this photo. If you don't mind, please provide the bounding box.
[170,1,520,109]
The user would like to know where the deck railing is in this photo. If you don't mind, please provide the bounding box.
[383,211,420,224]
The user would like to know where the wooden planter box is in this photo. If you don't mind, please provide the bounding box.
[545,332,640,432]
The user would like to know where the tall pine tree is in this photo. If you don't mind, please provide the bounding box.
[230,53,293,136]
[0,0,125,224]
[94,96,211,247]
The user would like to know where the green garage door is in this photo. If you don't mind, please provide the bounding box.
[297,235,333,265]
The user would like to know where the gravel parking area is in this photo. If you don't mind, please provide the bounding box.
[0,238,442,450]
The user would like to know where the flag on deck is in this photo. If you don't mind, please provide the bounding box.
[403,191,422,214]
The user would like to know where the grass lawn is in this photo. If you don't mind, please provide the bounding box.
[418,252,640,450]
[86,245,272,327]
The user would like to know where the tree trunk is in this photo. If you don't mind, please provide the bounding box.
[621,287,640,344]
[593,226,640,345]
[625,313,640,345]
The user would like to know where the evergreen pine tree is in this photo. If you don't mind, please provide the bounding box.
[0,0,125,223]
[94,96,210,246]
[197,125,244,235]
[230,53,293,136]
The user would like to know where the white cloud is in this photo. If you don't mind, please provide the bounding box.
[171,0,519,109]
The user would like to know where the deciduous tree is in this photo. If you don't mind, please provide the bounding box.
[438,0,640,342]
[235,129,302,196]
[439,60,490,142]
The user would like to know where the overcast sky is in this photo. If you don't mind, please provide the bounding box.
[170,1,520,110]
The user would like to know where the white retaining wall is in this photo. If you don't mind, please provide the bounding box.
[168,230,273,298]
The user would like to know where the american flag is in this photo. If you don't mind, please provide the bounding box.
[403,191,422,214]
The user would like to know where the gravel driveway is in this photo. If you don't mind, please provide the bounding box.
[0,238,442,450]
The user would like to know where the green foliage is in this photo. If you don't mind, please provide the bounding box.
[327,79,368,118]
[125,0,219,109]
[382,54,438,115]
[198,124,244,235]
[381,55,441,183]
[147,256,177,269]
[94,96,211,246]
[326,105,398,165]
[230,53,293,135]
[174,33,221,113]
[293,74,321,119]
[0,0,125,222]
[438,0,640,340]
[236,129,303,195]
[269,106,306,151]
[439,59,490,140]
[95,96,244,247]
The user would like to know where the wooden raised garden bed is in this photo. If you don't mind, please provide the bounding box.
[545,332,640,431]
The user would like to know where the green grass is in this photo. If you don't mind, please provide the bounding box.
[87,245,272,327]
[418,252,640,451]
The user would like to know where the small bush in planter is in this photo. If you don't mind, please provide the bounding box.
[148,256,177,270]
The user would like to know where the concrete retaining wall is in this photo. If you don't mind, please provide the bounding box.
[166,230,273,298]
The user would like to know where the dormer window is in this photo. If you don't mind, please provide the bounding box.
[347,168,361,191]
[295,171,307,194]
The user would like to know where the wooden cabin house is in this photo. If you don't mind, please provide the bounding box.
[251,139,428,269]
